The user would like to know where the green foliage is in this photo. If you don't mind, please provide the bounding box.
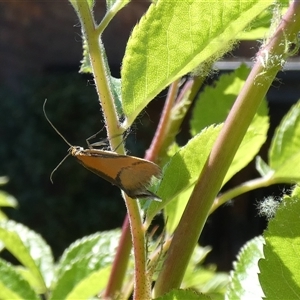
[154,289,209,300]
[146,125,222,224]
[190,64,269,185]
[147,64,269,231]
[269,101,300,180]
[182,245,229,297]
[56,230,120,278]
[0,220,54,290]
[0,223,121,299]
[259,188,300,298]
[0,192,17,209]
[0,190,17,220]
[2,0,300,299]
[79,37,92,74]
[237,2,290,40]
[191,65,253,133]
[0,259,40,300]
[50,231,120,299]
[122,0,272,123]
[226,236,264,299]
[255,101,300,182]
[164,184,194,234]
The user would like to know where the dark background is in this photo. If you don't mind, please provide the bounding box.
[1,1,300,270]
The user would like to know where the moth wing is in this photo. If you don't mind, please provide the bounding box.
[73,150,161,200]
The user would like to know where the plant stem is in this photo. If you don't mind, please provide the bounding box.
[154,1,300,296]
[211,176,282,214]
[124,195,150,300]
[102,217,131,298]
[157,76,204,160]
[96,0,128,35]
[76,1,122,142]
[145,80,179,162]
[76,2,149,299]
[146,75,205,164]
[211,174,298,213]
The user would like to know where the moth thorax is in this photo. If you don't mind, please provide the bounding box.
[69,146,84,156]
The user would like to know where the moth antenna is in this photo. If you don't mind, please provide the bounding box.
[50,152,72,183]
[43,99,72,147]
[43,99,73,182]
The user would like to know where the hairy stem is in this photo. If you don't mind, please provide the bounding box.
[75,2,149,299]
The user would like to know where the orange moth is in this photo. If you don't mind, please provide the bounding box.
[43,100,161,201]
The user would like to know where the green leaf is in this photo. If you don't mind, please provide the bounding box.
[184,269,228,297]
[258,193,300,298]
[269,101,300,181]
[237,27,270,40]
[57,230,120,278]
[0,220,54,291]
[190,64,269,185]
[164,184,194,234]
[237,8,272,40]
[269,101,300,168]
[67,266,111,299]
[155,66,269,227]
[0,259,40,300]
[70,266,111,299]
[51,230,120,299]
[146,125,222,224]
[122,0,273,122]
[50,256,111,299]
[79,36,92,74]
[237,1,290,40]
[225,236,264,300]
[159,124,221,200]
[154,288,209,300]
[0,210,7,221]
[181,245,229,296]
[15,266,45,295]
[291,185,300,197]
[255,156,274,177]
[0,191,18,208]
[272,152,300,181]
[109,77,123,115]
[190,65,251,134]
[0,191,17,221]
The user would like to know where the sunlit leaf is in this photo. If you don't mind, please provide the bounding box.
[122,0,272,122]
[259,191,300,298]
